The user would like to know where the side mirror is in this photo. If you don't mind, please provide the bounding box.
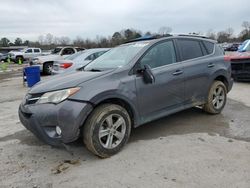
[141,64,155,84]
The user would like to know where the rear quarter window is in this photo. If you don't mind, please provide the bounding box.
[177,39,203,61]
[203,41,215,54]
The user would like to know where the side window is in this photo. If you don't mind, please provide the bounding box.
[95,51,106,58]
[34,49,40,53]
[203,41,214,54]
[177,39,203,61]
[25,49,32,53]
[140,41,176,69]
[200,42,208,55]
[62,48,75,55]
[85,54,95,61]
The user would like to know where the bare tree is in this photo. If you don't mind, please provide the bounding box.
[158,26,172,35]
[45,33,53,45]
[225,27,234,38]
[242,21,250,30]
[59,36,71,45]
[38,35,44,45]
[73,36,84,47]
[206,29,216,40]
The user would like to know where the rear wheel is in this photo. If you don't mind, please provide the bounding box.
[16,56,24,64]
[83,104,131,158]
[203,81,227,114]
[43,62,53,75]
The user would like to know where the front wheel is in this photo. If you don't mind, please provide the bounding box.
[203,81,227,114]
[16,56,24,64]
[83,104,131,158]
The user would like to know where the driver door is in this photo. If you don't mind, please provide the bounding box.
[135,40,185,123]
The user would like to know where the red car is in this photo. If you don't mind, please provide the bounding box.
[225,52,250,81]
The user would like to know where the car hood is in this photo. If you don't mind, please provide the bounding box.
[36,54,63,61]
[29,70,113,94]
[226,52,250,60]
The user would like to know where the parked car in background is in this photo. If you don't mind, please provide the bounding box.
[52,48,110,74]
[0,53,10,62]
[225,52,250,81]
[9,48,42,63]
[19,35,233,158]
[238,39,250,52]
[224,43,241,51]
[32,46,85,75]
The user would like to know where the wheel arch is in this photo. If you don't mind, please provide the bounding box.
[93,97,138,128]
[214,75,229,92]
[86,93,139,128]
[43,61,54,67]
[209,70,230,92]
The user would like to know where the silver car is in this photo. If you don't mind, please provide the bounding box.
[52,48,110,74]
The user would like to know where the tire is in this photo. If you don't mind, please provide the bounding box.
[16,56,24,64]
[43,62,53,75]
[83,104,131,158]
[203,81,227,114]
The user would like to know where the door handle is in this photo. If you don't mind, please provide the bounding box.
[208,63,215,68]
[172,70,183,76]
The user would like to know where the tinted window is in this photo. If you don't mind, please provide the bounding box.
[25,49,32,53]
[203,41,214,54]
[62,48,75,55]
[140,41,176,69]
[178,39,203,61]
[95,51,107,58]
[51,48,62,54]
[200,42,208,55]
[85,54,95,61]
[34,49,40,53]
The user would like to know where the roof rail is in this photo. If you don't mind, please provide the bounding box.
[125,34,172,43]
[177,34,209,39]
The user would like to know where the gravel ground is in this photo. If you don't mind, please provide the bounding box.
[0,74,249,188]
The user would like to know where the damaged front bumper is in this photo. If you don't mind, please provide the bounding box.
[231,60,250,81]
[18,100,93,147]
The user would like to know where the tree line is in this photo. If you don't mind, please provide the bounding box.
[0,21,250,50]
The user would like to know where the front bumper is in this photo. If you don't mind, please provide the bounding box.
[19,100,93,147]
[232,70,250,81]
[231,60,250,81]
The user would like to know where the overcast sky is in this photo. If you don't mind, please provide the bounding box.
[0,0,249,41]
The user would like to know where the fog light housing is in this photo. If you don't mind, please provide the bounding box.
[56,126,62,136]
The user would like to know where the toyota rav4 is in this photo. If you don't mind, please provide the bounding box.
[19,35,233,158]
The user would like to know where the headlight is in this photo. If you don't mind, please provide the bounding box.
[37,87,80,104]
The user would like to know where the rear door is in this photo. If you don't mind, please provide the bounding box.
[176,39,213,105]
[135,40,185,122]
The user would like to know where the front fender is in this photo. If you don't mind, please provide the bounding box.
[89,90,139,127]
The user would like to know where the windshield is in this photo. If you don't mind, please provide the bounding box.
[238,40,249,51]
[65,51,85,60]
[84,42,149,71]
[51,47,62,54]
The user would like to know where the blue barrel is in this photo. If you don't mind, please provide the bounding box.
[24,66,40,87]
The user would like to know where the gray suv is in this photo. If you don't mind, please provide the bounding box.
[19,35,233,158]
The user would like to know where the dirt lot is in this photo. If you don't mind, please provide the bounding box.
[0,71,250,188]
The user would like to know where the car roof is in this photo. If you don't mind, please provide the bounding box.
[125,34,217,46]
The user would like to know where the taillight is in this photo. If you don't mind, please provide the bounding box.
[60,62,73,69]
